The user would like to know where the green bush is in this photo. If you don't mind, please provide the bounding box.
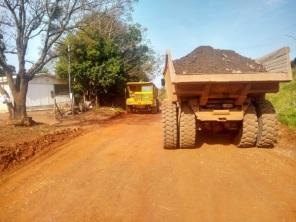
[267,69,296,128]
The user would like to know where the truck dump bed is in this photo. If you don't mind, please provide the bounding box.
[163,47,292,103]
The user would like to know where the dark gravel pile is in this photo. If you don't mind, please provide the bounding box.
[173,46,266,74]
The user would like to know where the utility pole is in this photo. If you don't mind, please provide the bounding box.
[68,44,74,115]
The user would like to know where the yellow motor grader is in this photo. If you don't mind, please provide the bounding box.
[126,82,159,113]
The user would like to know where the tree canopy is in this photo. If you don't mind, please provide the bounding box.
[55,12,158,105]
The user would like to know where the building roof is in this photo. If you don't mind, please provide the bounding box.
[0,74,67,85]
[30,74,67,85]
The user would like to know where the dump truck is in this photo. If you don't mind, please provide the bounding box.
[126,82,159,113]
[162,47,293,148]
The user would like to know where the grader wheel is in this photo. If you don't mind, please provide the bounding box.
[126,106,132,113]
[152,101,159,114]
[162,101,178,148]
[179,106,196,148]
[256,100,278,148]
[236,104,258,148]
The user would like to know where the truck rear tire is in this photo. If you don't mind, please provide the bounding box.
[236,104,258,148]
[179,106,196,148]
[162,101,178,148]
[256,100,277,148]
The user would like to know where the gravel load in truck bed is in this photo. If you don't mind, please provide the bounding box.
[173,46,266,74]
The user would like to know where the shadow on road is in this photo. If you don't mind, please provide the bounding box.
[195,131,236,148]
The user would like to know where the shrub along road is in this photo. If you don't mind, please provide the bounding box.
[0,114,295,222]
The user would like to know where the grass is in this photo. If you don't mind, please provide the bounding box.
[267,69,296,128]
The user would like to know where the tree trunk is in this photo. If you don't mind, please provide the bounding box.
[95,94,99,107]
[13,92,27,120]
[6,102,14,119]
[11,77,31,125]
[95,88,99,108]
[83,93,86,103]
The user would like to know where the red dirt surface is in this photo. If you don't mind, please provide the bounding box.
[0,114,295,222]
[0,128,81,171]
[0,123,54,146]
[173,46,266,74]
[0,108,122,172]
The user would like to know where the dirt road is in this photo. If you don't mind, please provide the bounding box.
[0,114,295,222]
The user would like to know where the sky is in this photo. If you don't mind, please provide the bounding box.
[5,0,296,85]
[133,0,296,60]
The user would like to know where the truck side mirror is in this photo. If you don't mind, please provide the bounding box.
[161,78,165,87]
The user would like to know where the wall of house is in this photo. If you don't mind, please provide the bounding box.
[0,84,11,113]
[26,83,55,107]
[0,101,8,113]
[0,75,70,112]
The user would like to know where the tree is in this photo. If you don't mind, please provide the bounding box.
[56,33,126,105]
[0,0,133,123]
[78,11,158,82]
[292,57,296,69]
[81,12,158,80]
[55,12,158,106]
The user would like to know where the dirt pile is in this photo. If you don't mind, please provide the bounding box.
[0,128,82,172]
[173,46,266,74]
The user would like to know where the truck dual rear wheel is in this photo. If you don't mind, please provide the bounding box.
[162,101,178,148]
[236,104,258,148]
[179,106,196,148]
[256,100,277,148]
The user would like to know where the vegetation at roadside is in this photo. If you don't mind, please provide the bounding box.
[55,12,159,106]
[267,68,296,128]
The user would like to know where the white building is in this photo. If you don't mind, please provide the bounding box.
[0,74,71,113]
